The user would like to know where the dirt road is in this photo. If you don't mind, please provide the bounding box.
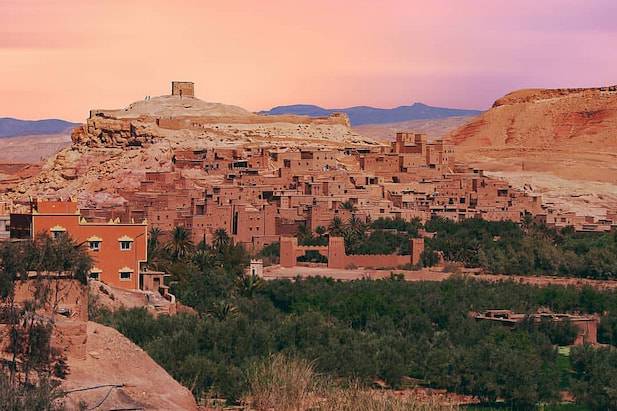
[263,265,617,290]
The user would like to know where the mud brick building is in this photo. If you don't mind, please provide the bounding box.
[59,128,610,264]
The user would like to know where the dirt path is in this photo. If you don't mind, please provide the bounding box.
[263,265,617,290]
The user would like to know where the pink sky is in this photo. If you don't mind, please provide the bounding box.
[1,0,616,121]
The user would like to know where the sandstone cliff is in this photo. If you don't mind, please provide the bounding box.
[449,85,617,216]
[452,85,617,153]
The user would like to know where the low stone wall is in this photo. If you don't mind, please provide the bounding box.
[281,236,423,269]
[342,254,411,269]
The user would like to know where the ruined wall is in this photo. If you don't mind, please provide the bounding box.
[13,279,88,322]
[339,254,411,269]
[9,279,88,359]
[157,113,351,130]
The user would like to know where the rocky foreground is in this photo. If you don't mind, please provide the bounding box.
[62,322,198,410]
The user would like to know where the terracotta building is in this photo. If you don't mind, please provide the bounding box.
[10,199,148,290]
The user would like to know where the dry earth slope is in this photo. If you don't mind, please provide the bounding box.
[62,322,198,410]
[448,86,617,216]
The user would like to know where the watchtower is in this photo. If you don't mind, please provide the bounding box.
[171,81,194,98]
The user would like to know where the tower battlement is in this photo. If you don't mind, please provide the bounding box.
[171,81,194,97]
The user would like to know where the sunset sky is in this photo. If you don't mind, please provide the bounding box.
[1,0,616,121]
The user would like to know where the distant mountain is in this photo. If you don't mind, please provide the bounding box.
[353,116,475,142]
[259,103,482,126]
[0,118,77,138]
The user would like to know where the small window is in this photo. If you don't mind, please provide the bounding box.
[52,231,63,239]
[120,241,132,251]
[89,271,100,280]
[89,241,101,251]
[120,271,132,280]
[50,225,66,239]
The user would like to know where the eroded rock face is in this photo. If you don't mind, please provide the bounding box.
[450,85,617,154]
[492,85,617,107]
[72,114,158,148]
[62,322,198,410]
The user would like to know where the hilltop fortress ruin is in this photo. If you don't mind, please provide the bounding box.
[71,81,359,149]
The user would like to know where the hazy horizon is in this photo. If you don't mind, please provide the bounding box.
[1,0,616,121]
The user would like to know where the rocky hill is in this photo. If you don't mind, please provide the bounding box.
[0,133,71,163]
[260,102,481,126]
[0,93,379,206]
[449,85,617,216]
[451,85,617,153]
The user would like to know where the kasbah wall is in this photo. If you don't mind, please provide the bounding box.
[280,236,424,269]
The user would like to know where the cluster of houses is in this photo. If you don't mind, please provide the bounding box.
[60,133,546,249]
[2,130,615,291]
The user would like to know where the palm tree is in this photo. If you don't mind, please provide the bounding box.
[340,200,356,212]
[522,212,534,232]
[348,215,367,239]
[213,228,231,252]
[236,272,263,298]
[315,226,327,238]
[192,247,214,271]
[328,216,345,237]
[295,222,313,244]
[207,300,238,321]
[166,226,193,262]
[147,227,162,263]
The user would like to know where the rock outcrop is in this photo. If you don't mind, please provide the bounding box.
[72,114,158,148]
[62,322,198,410]
[71,95,363,149]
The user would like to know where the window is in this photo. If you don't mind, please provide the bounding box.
[119,271,132,280]
[89,241,101,251]
[89,271,100,280]
[118,235,134,251]
[50,225,66,239]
